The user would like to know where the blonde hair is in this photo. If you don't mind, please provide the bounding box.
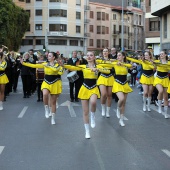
[23,52,30,60]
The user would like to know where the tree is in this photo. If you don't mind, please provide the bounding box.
[0,0,29,51]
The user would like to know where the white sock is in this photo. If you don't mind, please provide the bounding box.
[164,106,168,114]
[84,124,90,132]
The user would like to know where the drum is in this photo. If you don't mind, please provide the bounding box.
[36,61,45,82]
[67,71,79,83]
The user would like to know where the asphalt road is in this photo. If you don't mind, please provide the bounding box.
[0,73,170,170]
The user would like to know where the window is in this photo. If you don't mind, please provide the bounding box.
[102,39,105,48]
[76,12,81,19]
[49,0,67,2]
[106,40,109,48]
[149,18,160,31]
[35,24,42,30]
[49,9,67,17]
[97,12,101,20]
[76,0,81,5]
[113,25,116,34]
[36,0,42,1]
[164,14,167,38]
[49,39,67,45]
[113,14,116,20]
[36,39,45,45]
[26,0,31,3]
[26,10,31,17]
[102,26,105,34]
[89,25,93,32]
[76,26,81,33]
[106,27,109,34]
[90,11,93,19]
[102,12,105,21]
[27,24,30,31]
[97,26,101,34]
[149,0,151,6]
[36,10,42,16]
[49,24,67,31]
[21,39,33,45]
[70,40,78,46]
[97,39,100,48]
[89,39,93,46]
[19,0,24,1]
[106,13,109,20]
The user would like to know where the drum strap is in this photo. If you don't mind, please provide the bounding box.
[83,79,96,89]
[44,75,61,84]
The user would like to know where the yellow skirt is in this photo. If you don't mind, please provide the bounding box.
[112,81,133,93]
[97,75,114,87]
[0,74,9,84]
[167,85,170,93]
[78,85,100,100]
[153,77,169,87]
[41,80,62,94]
[140,75,154,85]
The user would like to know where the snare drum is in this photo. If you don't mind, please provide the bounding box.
[67,71,79,83]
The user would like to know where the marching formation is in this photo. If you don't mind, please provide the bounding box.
[0,45,170,139]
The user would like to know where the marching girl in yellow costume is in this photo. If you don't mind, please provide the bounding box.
[64,51,110,139]
[100,51,132,127]
[0,51,9,110]
[20,52,64,125]
[96,48,114,118]
[153,51,170,118]
[127,51,154,112]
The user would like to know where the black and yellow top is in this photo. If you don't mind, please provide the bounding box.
[0,61,9,84]
[64,64,110,99]
[126,57,155,85]
[99,62,133,93]
[22,61,64,84]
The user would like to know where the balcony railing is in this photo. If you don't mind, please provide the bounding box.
[84,5,90,10]
[84,33,90,37]
[113,31,119,35]
[84,19,90,23]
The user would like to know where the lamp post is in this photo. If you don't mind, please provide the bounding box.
[121,0,124,51]
[135,14,138,52]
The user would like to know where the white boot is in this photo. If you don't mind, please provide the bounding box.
[49,107,52,117]
[106,107,110,118]
[116,107,120,119]
[0,101,3,111]
[143,96,147,112]
[101,104,106,117]
[158,100,162,114]
[147,97,151,112]
[90,112,95,128]
[51,113,56,125]
[44,105,49,118]
[84,124,90,139]
[164,106,169,119]
[119,115,125,127]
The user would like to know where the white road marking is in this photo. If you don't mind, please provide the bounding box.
[162,149,170,158]
[18,106,28,118]
[0,146,5,155]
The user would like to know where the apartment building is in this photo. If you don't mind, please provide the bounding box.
[145,0,160,55]
[88,2,144,51]
[12,0,26,8]
[18,0,89,57]
[151,0,170,52]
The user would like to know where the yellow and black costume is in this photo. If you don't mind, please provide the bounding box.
[99,62,133,93]
[153,60,170,88]
[126,57,154,85]
[96,59,114,87]
[64,64,110,100]
[22,62,64,94]
[0,61,9,84]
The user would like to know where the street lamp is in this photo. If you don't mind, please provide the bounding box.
[121,0,124,51]
[135,14,138,52]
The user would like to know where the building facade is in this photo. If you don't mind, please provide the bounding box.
[19,0,89,57]
[88,2,144,52]
[151,0,170,52]
[145,0,160,55]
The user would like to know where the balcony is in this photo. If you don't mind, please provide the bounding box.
[112,31,119,35]
[84,5,90,10]
[84,33,90,37]
[128,32,133,36]
[84,19,90,23]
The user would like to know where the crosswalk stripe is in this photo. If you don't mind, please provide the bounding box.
[18,106,28,118]
[162,149,170,158]
[0,146,5,155]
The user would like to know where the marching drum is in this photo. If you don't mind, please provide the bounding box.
[67,71,79,83]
